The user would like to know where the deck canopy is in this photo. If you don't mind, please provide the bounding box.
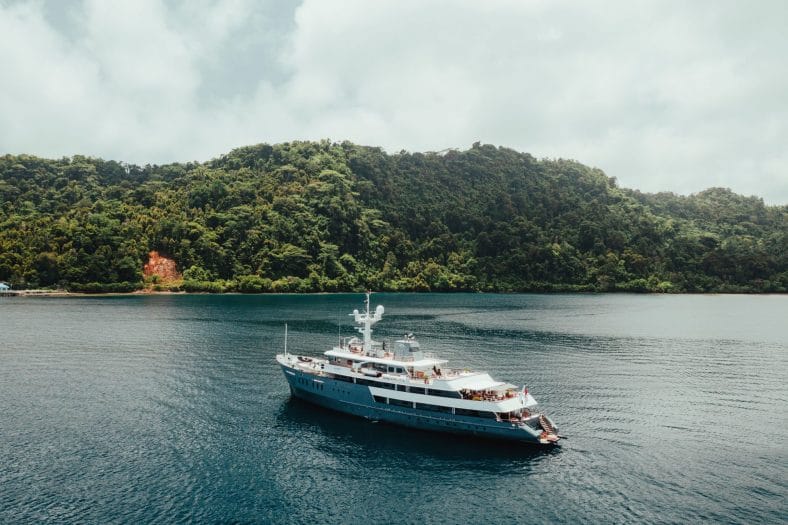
[325,348,447,368]
[434,373,516,391]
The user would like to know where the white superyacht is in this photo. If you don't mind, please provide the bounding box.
[276,293,560,445]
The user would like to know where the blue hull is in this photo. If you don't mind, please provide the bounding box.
[281,364,547,444]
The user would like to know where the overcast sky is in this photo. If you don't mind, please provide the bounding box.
[1,0,786,203]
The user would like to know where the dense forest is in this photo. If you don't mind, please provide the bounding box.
[0,141,785,293]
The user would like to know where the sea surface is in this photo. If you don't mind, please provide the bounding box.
[1,293,786,524]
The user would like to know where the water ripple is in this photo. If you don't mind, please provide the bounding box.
[1,293,786,524]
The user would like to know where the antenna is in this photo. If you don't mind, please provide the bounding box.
[284,323,288,357]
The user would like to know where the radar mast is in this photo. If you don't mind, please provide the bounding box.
[351,291,384,354]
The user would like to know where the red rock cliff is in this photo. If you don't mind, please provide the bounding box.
[143,251,182,282]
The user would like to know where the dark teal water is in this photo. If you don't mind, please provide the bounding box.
[1,293,786,524]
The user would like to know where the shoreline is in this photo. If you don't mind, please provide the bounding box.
[1,289,785,297]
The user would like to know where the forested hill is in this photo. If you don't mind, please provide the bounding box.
[1,141,785,293]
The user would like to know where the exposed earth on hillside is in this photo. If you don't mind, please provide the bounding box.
[143,251,181,283]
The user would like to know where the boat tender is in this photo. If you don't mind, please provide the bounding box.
[276,293,560,445]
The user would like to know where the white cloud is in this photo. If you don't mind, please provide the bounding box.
[0,0,785,203]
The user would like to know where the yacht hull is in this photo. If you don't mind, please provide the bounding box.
[281,363,553,445]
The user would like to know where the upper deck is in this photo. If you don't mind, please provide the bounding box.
[318,351,519,395]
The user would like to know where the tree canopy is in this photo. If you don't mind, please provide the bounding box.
[1,141,785,293]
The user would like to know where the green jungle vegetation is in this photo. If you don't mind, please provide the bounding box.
[1,141,786,293]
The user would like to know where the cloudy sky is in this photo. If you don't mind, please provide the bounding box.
[1,0,786,203]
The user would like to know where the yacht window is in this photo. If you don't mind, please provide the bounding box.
[416,403,453,413]
[455,408,497,419]
[427,389,462,399]
[409,387,425,395]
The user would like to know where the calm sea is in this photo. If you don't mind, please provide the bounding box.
[1,293,786,524]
